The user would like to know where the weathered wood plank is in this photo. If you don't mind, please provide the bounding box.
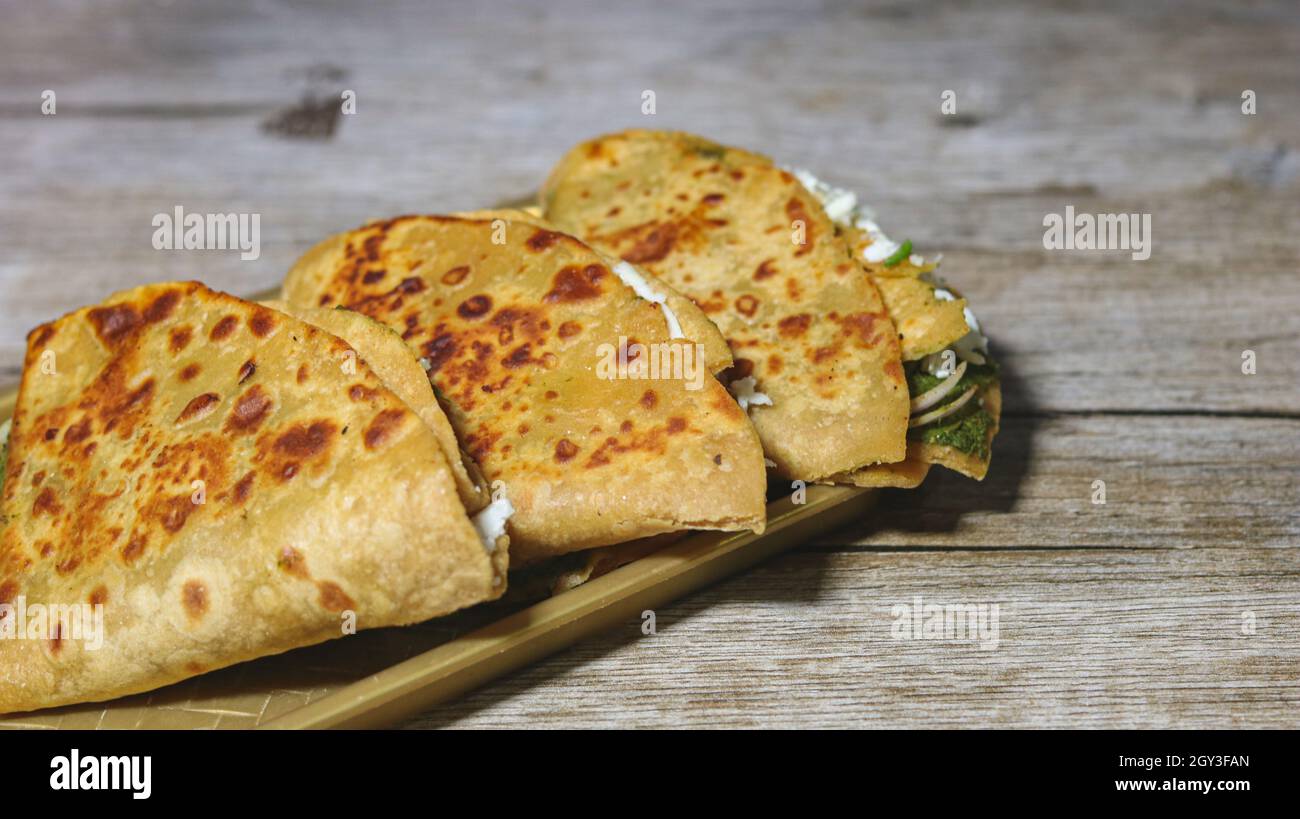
[829,414,1300,550]
[410,545,1300,729]
[407,412,1300,727]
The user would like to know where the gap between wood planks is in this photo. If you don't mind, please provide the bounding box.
[1004,407,1300,420]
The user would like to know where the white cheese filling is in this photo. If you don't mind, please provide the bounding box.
[472,494,514,552]
[612,261,685,339]
[790,167,918,265]
[727,375,773,411]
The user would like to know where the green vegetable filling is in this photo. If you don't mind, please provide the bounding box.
[882,239,913,268]
[905,358,999,459]
[911,401,993,460]
[907,359,999,397]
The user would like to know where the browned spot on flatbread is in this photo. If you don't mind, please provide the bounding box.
[176,392,220,424]
[64,418,92,445]
[87,303,142,346]
[735,295,759,317]
[526,228,563,251]
[364,408,406,450]
[558,320,582,339]
[348,384,379,401]
[278,546,309,579]
[88,585,108,607]
[362,270,386,285]
[150,494,197,534]
[640,389,658,409]
[249,309,276,338]
[145,289,182,323]
[838,311,885,348]
[754,259,779,280]
[238,359,256,384]
[210,315,239,341]
[33,487,61,517]
[621,222,678,264]
[180,363,201,382]
[554,439,579,463]
[441,265,470,285]
[169,326,194,354]
[273,421,336,460]
[121,535,146,564]
[502,343,539,369]
[232,471,255,505]
[778,314,812,338]
[884,358,904,383]
[457,294,492,319]
[544,264,606,303]
[182,580,208,621]
[422,334,458,374]
[317,580,355,612]
[225,385,272,434]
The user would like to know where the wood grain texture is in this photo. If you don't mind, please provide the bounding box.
[0,0,1297,728]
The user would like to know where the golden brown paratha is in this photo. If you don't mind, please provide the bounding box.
[790,169,1002,482]
[541,130,910,480]
[0,282,503,713]
[281,214,768,562]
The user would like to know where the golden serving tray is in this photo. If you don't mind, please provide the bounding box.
[0,309,874,729]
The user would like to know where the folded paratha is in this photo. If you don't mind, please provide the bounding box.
[540,130,911,480]
[262,300,491,512]
[0,282,504,713]
[791,170,1001,481]
[281,213,768,562]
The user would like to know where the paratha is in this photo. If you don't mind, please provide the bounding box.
[540,130,911,481]
[791,169,1002,481]
[281,213,768,562]
[0,282,503,713]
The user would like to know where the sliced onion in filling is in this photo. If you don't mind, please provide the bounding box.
[910,360,967,413]
[908,385,978,429]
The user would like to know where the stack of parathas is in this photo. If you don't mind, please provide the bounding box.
[0,130,997,713]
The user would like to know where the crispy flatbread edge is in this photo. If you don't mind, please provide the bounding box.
[829,444,932,489]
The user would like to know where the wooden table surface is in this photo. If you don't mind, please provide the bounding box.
[2,0,1297,728]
